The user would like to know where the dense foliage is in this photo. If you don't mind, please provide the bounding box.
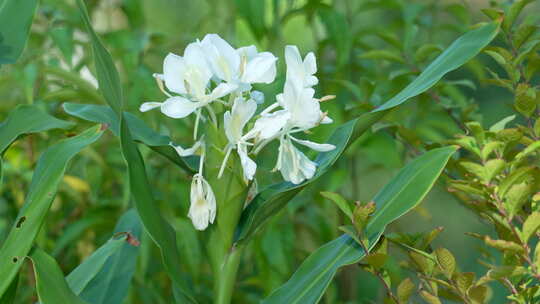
[0,0,539,303]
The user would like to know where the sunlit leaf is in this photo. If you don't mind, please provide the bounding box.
[0,125,103,298]
[374,22,499,112]
[263,146,457,303]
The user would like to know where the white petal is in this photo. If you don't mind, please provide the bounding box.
[242,52,277,84]
[284,45,305,90]
[139,102,162,112]
[183,42,213,97]
[290,137,336,152]
[238,144,257,180]
[304,52,317,75]
[201,34,240,82]
[252,110,290,140]
[160,96,200,119]
[163,53,187,94]
[188,174,216,231]
[296,147,317,181]
[170,140,201,157]
[224,97,257,144]
[321,115,333,124]
[237,45,258,59]
[208,82,238,101]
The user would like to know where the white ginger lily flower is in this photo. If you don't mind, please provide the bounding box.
[189,173,216,230]
[187,145,217,230]
[140,41,237,119]
[220,97,257,180]
[201,34,277,92]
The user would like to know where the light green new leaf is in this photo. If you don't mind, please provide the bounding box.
[0,125,103,297]
[63,102,198,172]
[234,111,386,244]
[263,146,457,304]
[29,248,88,304]
[374,22,499,112]
[75,0,122,114]
[76,209,142,304]
[0,104,74,154]
[0,0,39,65]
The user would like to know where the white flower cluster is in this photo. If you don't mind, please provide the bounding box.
[141,34,335,230]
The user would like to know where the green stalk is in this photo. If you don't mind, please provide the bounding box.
[215,246,243,304]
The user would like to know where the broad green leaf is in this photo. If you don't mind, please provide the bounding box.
[234,111,386,244]
[69,209,142,304]
[263,146,457,303]
[0,125,103,297]
[0,0,39,65]
[0,105,74,154]
[63,102,198,172]
[75,0,123,114]
[66,239,125,295]
[28,248,88,304]
[75,0,196,301]
[374,22,499,112]
[52,214,106,256]
[521,212,540,243]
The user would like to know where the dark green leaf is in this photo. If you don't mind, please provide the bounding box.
[0,0,39,65]
[63,102,198,172]
[374,22,499,112]
[73,209,142,304]
[28,248,88,304]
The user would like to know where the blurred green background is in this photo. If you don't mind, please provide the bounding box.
[1,0,538,302]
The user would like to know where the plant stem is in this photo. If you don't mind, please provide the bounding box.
[215,246,243,304]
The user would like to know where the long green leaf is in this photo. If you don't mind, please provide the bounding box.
[0,0,39,65]
[119,116,196,303]
[62,102,198,172]
[374,22,499,112]
[28,248,88,304]
[0,104,74,154]
[234,112,385,244]
[0,125,103,297]
[74,1,196,301]
[75,209,142,304]
[263,146,457,303]
[75,0,122,114]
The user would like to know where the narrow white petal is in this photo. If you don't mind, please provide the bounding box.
[163,53,187,94]
[170,140,201,157]
[139,102,162,112]
[321,115,333,124]
[238,144,257,180]
[304,52,317,75]
[160,96,200,119]
[290,137,336,152]
[208,83,238,101]
[188,174,217,230]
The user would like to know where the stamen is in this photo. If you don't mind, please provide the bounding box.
[218,146,233,178]
[317,95,336,102]
[154,75,172,98]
